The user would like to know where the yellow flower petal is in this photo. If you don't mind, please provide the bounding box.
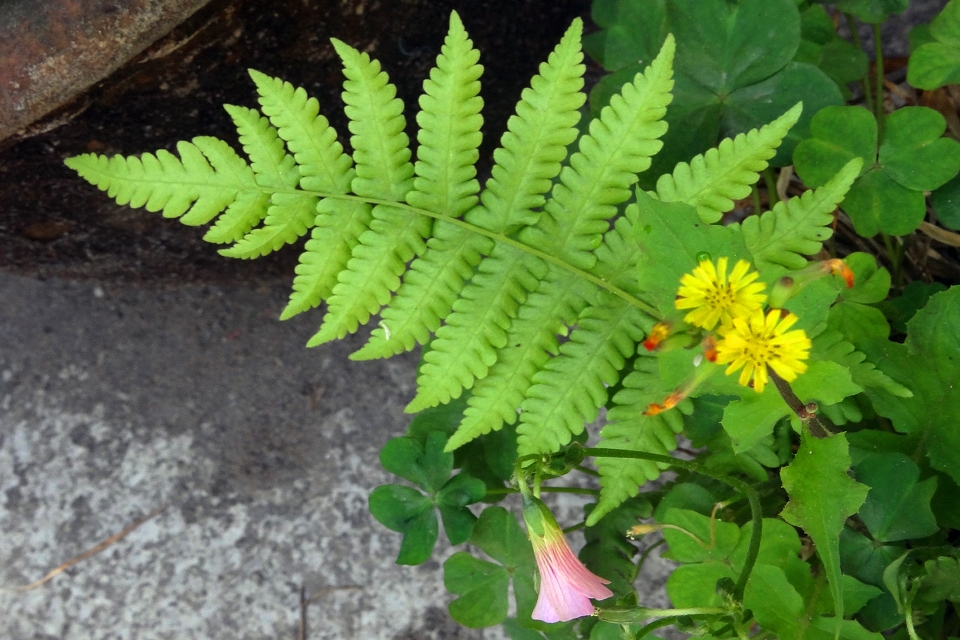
[715,309,811,393]
[674,258,767,330]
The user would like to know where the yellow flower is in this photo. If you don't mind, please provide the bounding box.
[675,258,766,331]
[715,309,811,393]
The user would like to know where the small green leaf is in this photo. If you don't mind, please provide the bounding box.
[583,0,669,71]
[660,508,741,564]
[653,482,718,520]
[841,575,884,616]
[445,552,510,627]
[444,506,536,628]
[853,452,939,542]
[917,557,960,603]
[876,280,949,334]
[880,107,960,192]
[837,253,891,305]
[368,485,438,565]
[666,562,737,608]
[669,0,801,92]
[931,171,960,230]
[908,0,960,89]
[839,525,906,588]
[436,473,487,544]
[781,430,870,625]
[860,287,960,484]
[793,106,876,188]
[380,431,453,493]
[842,168,926,237]
[743,564,805,640]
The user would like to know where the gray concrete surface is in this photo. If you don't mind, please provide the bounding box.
[0,273,674,639]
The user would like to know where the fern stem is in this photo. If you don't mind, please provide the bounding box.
[277,187,662,318]
[762,168,779,208]
[845,13,873,112]
[583,447,762,602]
[484,486,600,497]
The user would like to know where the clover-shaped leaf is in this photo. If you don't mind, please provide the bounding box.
[794,106,960,236]
[588,0,842,185]
[797,5,869,97]
[444,506,536,628]
[370,430,486,565]
[908,0,960,89]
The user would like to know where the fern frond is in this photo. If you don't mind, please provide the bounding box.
[220,193,319,259]
[654,103,803,224]
[520,35,675,270]
[309,40,425,344]
[464,19,586,234]
[516,300,651,455]
[407,245,547,412]
[223,104,300,189]
[64,137,253,226]
[350,224,491,358]
[246,70,368,318]
[588,356,687,525]
[813,328,913,398]
[406,11,483,217]
[445,268,594,451]
[202,191,271,245]
[742,158,862,271]
[308,206,428,346]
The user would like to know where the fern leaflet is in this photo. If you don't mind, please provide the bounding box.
[654,103,802,224]
[588,357,689,526]
[741,158,862,271]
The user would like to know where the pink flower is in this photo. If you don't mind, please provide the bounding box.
[523,497,613,623]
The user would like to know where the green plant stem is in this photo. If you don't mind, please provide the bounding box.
[583,448,762,601]
[880,232,904,286]
[874,23,885,142]
[562,521,586,534]
[845,13,873,111]
[484,486,599,497]
[751,183,762,215]
[597,606,728,625]
[275,188,662,319]
[762,168,780,208]
[575,465,600,477]
[633,538,666,581]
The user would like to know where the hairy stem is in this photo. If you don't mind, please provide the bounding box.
[583,448,762,601]
[769,369,832,438]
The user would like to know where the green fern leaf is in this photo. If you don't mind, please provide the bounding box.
[309,40,424,344]
[516,300,651,455]
[407,245,547,412]
[813,328,913,398]
[279,199,373,320]
[246,70,366,318]
[202,104,296,244]
[350,13,486,357]
[654,103,803,224]
[202,190,271,245]
[406,11,483,217]
[520,34,675,270]
[223,104,300,189]
[351,224,491,359]
[742,158,862,270]
[214,104,316,257]
[308,206,428,345]
[446,268,594,451]
[64,137,254,226]
[589,357,688,526]
[465,19,586,234]
[220,192,319,259]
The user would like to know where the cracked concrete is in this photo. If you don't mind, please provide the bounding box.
[0,273,675,639]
